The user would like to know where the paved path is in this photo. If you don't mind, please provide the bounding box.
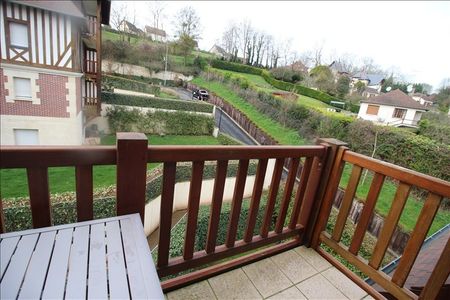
[215,108,258,145]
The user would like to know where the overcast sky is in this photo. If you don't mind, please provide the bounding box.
[112,1,450,90]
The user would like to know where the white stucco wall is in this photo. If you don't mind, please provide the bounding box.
[143,159,276,236]
[358,103,424,126]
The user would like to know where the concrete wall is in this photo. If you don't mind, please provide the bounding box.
[102,60,193,82]
[143,159,276,236]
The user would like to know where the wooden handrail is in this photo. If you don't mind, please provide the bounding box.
[312,148,450,299]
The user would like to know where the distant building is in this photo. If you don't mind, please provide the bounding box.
[0,0,110,145]
[351,72,385,93]
[208,44,230,59]
[358,89,428,127]
[411,93,435,107]
[119,20,143,36]
[290,61,309,74]
[329,60,351,77]
[362,87,380,98]
[145,26,166,42]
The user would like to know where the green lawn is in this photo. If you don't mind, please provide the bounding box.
[192,77,306,145]
[212,68,333,110]
[102,30,140,44]
[0,135,221,199]
[192,76,448,235]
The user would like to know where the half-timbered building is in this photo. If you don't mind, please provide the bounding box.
[0,0,110,145]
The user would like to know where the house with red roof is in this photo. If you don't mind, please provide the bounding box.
[357,89,428,127]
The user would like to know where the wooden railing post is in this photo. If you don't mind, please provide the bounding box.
[116,132,148,223]
[304,138,348,248]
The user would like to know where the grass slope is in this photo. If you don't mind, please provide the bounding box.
[192,77,306,145]
[192,76,448,234]
[0,135,221,199]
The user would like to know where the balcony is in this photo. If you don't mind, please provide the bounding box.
[0,134,449,299]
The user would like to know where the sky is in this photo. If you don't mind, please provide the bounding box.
[111,1,450,91]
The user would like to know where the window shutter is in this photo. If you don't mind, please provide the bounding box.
[366,105,379,115]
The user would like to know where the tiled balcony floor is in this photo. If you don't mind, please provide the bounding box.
[166,246,372,300]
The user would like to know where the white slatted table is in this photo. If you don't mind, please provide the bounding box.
[0,213,164,300]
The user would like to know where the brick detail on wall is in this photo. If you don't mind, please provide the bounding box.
[0,69,70,118]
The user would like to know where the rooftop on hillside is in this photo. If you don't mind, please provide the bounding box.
[361,89,428,110]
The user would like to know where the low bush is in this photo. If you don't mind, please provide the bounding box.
[103,75,161,95]
[106,106,214,135]
[108,73,178,87]
[217,133,243,145]
[102,92,214,113]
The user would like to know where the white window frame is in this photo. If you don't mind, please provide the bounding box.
[4,68,40,104]
[14,129,39,145]
[9,22,29,49]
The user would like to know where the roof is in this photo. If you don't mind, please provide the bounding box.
[12,0,111,24]
[361,89,428,110]
[329,61,349,74]
[121,20,141,34]
[145,26,166,37]
[353,72,385,86]
[209,45,228,56]
[290,61,309,73]
[412,93,436,103]
[363,87,380,94]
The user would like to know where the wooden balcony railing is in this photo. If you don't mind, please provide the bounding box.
[1,134,449,299]
[310,147,450,300]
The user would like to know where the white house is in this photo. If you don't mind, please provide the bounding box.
[351,72,385,93]
[411,93,435,107]
[144,25,166,42]
[358,89,428,127]
[208,44,230,59]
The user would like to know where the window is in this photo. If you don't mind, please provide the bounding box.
[393,108,407,119]
[13,77,32,99]
[366,105,379,115]
[9,22,29,48]
[14,129,39,145]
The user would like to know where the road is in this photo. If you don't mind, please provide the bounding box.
[168,87,258,145]
[215,108,258,145]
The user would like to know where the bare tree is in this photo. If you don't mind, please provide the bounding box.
[222,22,240,60]
[312,42,324,66]
[148,1,166,29]
[254,32,266,67]
[264,35,274,68]
[239,20,252,64]
[110,3,128,30]
[173,6,201,39]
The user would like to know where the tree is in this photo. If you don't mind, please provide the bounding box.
[336,76,351,98]
[173,6,201,40]
[355,81,366,95]
[110,3,128,30]
[221,22,240,61]
[148,1,166,29]
[239,20,252,64]
[173,34,196,65]
[435,87,450,113]
[310,65,335,94]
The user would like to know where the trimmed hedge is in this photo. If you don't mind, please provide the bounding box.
[103,75,161,95]
[102,92,214,113]
[210,59,360,113]
[198,73,450,182]
[106,73,178,87]
[106,106,214,135]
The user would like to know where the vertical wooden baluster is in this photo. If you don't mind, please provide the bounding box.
[349,173,385,255]
[260,158,284,238]
[183,161,205,260]
[310,145,347,248]
[392,193,442,287]
[288,157,313,229]
[205,160,228,253]
[419,236,450,300]
[332,165,362,242]
[275,158,300,233]
[0,199,5,233]
[225,159,249,248]
[158,162,177,268]
[369,182,411,269]
[298,157,325,228]
[116,132,148,223]
[27,167,51,228]
[244,159,268,243]
[75,165,93,221]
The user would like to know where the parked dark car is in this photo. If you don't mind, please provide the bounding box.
[192,89,209,101]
